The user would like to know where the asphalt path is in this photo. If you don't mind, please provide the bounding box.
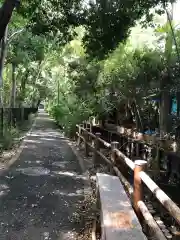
[0,110,86,239]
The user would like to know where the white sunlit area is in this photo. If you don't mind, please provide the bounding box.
[130,0,180,49]
[0,0,180,239]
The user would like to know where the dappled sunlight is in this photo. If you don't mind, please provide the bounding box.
[24,139,42,144]
[52,170,76,177]
[59,138,73,144]
[36,117,51,121]
[0,165,5,171]
[0,226,78,239]
[16,167,50,176]
[118,200,131,207]
[23,144,38,149]
[0,110,85,239]
[101,185,112,192]
[74,174,87,180]
[51,170,87,180]
[100,189,130,211]
[24,160,43,164]
[52,161,67,169]
[53,189,84,197]
[99,184,130,208]
[57,230,77,240]
[0,183,10,197]
[40,137,57,141]
[30,131,62,139]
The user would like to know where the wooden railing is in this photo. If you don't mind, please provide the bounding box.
[76,124,180,239]
[83,120,180,184]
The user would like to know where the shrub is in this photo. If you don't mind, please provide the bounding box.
[0,127,19,150]
[48,99,92,137]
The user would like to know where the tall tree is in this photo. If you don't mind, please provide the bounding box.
[0,0,19,41]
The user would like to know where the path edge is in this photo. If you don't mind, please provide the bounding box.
[0,113,38,173]
[65,140,92,194]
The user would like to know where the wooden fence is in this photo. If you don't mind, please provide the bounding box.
[76,124,180,239]
[83,119,180,183]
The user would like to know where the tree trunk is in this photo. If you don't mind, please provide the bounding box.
[0,0,18,41]
[169,95,173,114]
[57,79,60,104]
[19,78,25,121]
[0,26,8,88]
[19,70,29,121]
[160,90,171,136]
[177,92,180,117]
[11,63,16,108]
[131,100,143,132]
[159,3,174,138]
[20,78,26,103]
[8,63,16,126]
[0,26,8,135]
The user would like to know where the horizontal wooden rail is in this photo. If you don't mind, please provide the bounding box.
[137,201,167,240]
[97,150,112,165]
[76,132,85,141]
[103,123,176,154]
[113,166,133,197]
[114,148,135,171]
[76,124,110,149]
[83,128,96,139]
[87,141,94,150]
[140,171,180,226]
[98,137,111,148]
[114,146,180,226]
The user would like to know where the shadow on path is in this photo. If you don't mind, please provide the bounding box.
[0,110,86,239]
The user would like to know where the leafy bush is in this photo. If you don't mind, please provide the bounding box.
[0,127,19,150]
[47,23,180,137]
[48,99,92,137]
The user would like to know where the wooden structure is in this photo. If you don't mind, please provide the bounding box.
[85,119,180,182]
[96,173,147,240]
[76,124,180,240]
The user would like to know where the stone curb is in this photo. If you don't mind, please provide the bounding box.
[66,141,93,195]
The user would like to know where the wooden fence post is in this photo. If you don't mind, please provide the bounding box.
[93,132,101,166]
[119,134,123,150]
[141,143,146,160]
[130,139,134,159]
[84,131,89,157]
[89,116,93,133]
[127,137,131,158]
[77,125,82,146]
[109,141,118,174]
[133,160,147,219]
[122,136,127,154]
[136,142,140,158]
[111,141,119,164]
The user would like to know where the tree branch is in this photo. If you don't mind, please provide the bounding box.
[7,28,25,43]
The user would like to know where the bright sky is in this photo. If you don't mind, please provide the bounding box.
[130,0,180,49]
[174,0,180,22]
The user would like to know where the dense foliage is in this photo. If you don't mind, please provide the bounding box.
[0,0,178,144]
[46,4,180,137]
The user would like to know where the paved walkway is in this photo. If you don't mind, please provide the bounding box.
[0,110,87,239]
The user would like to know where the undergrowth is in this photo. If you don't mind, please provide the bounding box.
[0,113,35,151]
[47,101,92,138]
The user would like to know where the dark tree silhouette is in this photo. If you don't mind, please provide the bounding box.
[0,0,19,41]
